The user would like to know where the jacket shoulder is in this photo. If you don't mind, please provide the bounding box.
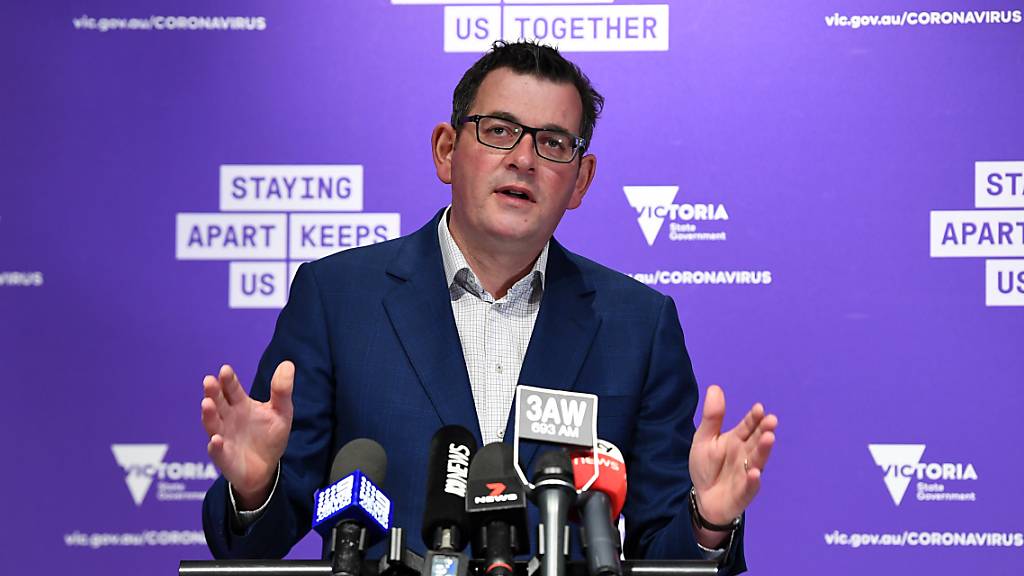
[564,249,671,307]
[299,235,407,292]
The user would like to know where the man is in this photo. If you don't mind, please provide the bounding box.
[201,41,777,574]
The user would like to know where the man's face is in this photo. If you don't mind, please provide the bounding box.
[433,67,597,255]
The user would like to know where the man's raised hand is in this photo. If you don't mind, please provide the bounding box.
[688,384,777,533]
[200,361,294,509]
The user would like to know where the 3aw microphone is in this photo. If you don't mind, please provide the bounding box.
[465,443,529,576]
[530,449,576,576]
[511,385,600,493]
[312,438,392,576]
[421,426,478,576]
[572,440,628,576]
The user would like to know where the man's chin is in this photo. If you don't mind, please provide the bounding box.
[483,221,547,248]
[488,227,534,243]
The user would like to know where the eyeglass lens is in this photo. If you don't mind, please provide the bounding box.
[476,116,576,162]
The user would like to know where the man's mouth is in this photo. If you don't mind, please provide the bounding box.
[495,186,533,202]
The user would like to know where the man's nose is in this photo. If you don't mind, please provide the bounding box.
[507,132,538,172]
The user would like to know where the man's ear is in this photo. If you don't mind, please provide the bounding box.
[431,123,456,184]
[568,153,597,210]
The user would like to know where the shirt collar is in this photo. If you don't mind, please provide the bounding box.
[437,206,548,302]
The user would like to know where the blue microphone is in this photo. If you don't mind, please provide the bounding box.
[312,438,392,576]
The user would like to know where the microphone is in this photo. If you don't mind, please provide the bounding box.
[571,440,628,576]
[312,438,392,576]
[530,449,576,576]
[465,443,529,576]
[421,426,478,576]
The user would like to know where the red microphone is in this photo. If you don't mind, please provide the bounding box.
[571,440,627,518]
[571,440,627,576]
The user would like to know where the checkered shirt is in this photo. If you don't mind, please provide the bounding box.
[437,208,548,445]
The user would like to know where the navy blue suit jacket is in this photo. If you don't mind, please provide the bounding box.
[203,211,745,573]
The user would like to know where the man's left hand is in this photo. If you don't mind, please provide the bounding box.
[688,384,777,545]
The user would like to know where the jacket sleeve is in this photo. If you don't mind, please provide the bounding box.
[203,263,337,559]
[622,295,746,575]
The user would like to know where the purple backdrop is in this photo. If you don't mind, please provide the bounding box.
[3,1,1023,574]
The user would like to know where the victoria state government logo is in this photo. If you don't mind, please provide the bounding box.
[623,186,729,246]
[111,444,217,506]
[867,444,978,506]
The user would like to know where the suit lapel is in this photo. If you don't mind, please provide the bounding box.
[505,239,602,472]
[382,212,483,445]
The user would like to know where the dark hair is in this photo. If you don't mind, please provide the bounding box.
[451,40,604,151]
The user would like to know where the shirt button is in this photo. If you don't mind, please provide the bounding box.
[497,430,505,439]
[495,364,503,374]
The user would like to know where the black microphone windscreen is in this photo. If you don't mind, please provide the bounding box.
[422,425,478,548]
[329,438,388,485]
[465,442,530,559]
[468,442,516,479]
[531,449,573,484]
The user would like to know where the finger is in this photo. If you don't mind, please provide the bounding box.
[744,413,778,454]
[207,434,227,468]
[219,364,248,406]
[748,430,776,472]
[739,465,762,507]
[694,384,725,443]
[270,361,295,418]
[203,375,229,413]
[733,403,765,443]
[200,397,223,436]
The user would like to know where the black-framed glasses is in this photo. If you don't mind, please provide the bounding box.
[460,115,587,164]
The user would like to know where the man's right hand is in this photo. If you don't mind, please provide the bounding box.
[201,361,295,510]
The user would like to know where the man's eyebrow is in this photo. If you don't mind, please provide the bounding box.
[486,110,573,134]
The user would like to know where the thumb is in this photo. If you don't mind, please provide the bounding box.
[694,384,726,443]
[270,360,295,418]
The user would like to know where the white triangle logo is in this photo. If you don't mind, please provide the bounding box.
[111,444,168,506]
[623,186,679,246]
[868,444,926,506]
